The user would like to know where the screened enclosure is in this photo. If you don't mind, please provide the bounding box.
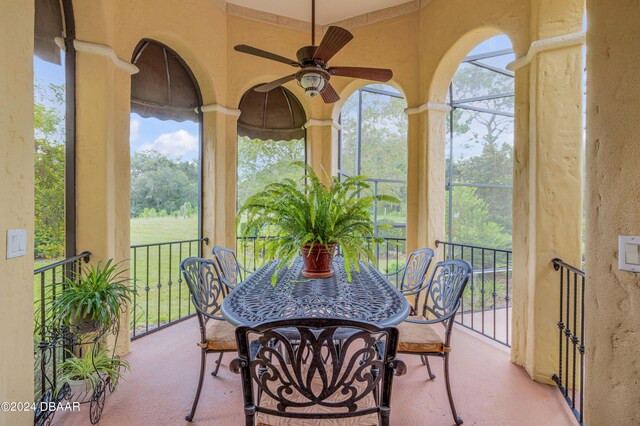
[445,36,515,250]
[338,84,408,272]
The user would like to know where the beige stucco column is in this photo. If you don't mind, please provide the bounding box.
[510,1,584,382]
[75,48,136,355]
[0,1,35,424]
[405,105,447,254]
[201,105,240,250]
[585,1,640,423]
[305,119,339,185]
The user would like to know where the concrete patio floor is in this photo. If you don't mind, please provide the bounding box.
[55,317,575,426]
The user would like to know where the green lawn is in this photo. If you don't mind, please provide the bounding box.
[129,217,199,336]
[35,217,200,337]
[130,216,199,245]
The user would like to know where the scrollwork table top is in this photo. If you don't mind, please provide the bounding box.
[221,256,410,327]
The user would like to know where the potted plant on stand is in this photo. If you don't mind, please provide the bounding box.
[53,259,133,333]
[52,259,134,407]
[238,162,398,284]
[58,349,131,401]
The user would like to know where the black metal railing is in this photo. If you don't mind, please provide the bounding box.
[236,236,408,282]
[551,258,585,425]
[436,240,512,347]
[130,238,208,339]
[34,252,91,403]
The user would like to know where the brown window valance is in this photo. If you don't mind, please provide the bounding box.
[34,0,64,65]
[131,40,200,122]
[238,86,306,141]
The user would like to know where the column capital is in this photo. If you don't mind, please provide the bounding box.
[198,103,242,118]
[506,32,585,71]
[404,101,451,116]
[56,37,139,74]
[304,118,341,131]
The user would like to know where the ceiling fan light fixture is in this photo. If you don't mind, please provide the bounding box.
[298,72,326,97]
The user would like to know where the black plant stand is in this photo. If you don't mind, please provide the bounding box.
[35,319,120,426]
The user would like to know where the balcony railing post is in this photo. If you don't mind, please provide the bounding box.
[34,251,91,417]
[552,257,586,425]
[129,238,207,340]
[435,240,512,347]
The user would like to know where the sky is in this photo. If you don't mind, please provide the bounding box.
[35,55,200,162]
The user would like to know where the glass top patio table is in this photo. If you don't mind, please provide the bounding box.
[221,256,410,327]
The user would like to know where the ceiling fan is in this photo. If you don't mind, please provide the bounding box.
[233,0,393,103]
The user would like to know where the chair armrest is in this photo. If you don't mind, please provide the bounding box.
[238,264,254,280]
[190,298,227,322]
[229,357,246,374]
[383,266,406,277]
[220,274,236,292]
[403,300,460,325]
[389,359,407,376]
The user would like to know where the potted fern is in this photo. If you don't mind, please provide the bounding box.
[238,162,398,284]
[53,259,133,333]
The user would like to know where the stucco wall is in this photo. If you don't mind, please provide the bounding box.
[0,1,35,425]
[0,1,591,416]
[585,1,640,424]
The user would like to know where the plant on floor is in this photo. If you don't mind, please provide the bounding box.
[237,162,399,284]
[53,259,134,332]
[57,349,131,397]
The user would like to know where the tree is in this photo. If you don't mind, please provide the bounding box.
[446,62,515,245]
[339,88,408,232]
[237,137,305,209]
[130,151,198,217]
[445,186,511,249]
[34,83,66,259]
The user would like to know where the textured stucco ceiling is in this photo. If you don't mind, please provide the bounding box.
[225,0,412,25]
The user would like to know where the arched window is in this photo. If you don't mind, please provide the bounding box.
[445,36,515,250]
[338,84,408,271]
[236,86,307,268]
[33,0,75,264]
[443,35,515,346]
[128,40,203,337]
[129,40,203,244]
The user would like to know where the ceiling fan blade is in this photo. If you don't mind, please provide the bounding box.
[313,26,353,62]
[234,45,300,67]
[328,67,393,82]
[254,74,297,92]
[320,82,340,104]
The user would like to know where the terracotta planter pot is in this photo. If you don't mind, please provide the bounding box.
[301,243,336,278]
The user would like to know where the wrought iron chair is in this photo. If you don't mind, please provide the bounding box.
[180,257,238,422]
[384,248,434,315]
[396,259,472,425]
[383,248,434,294]
[212,246,253,293]
[230,318,407,426]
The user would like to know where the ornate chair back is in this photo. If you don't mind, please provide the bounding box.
[419,260,472,335]
[231,318,406,426]
[398,248,435,293]
[180,257,227,327]
[212,246,243,291]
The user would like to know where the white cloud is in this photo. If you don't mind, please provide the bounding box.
[130,118,141,142]
[138,129,198,159]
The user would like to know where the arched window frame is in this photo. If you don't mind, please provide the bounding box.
[445,45,515,245]
[130,39,205,245]
[337,84,408,268]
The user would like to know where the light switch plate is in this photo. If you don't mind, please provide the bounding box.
[6,229,27,259]
[619,235,640,272]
